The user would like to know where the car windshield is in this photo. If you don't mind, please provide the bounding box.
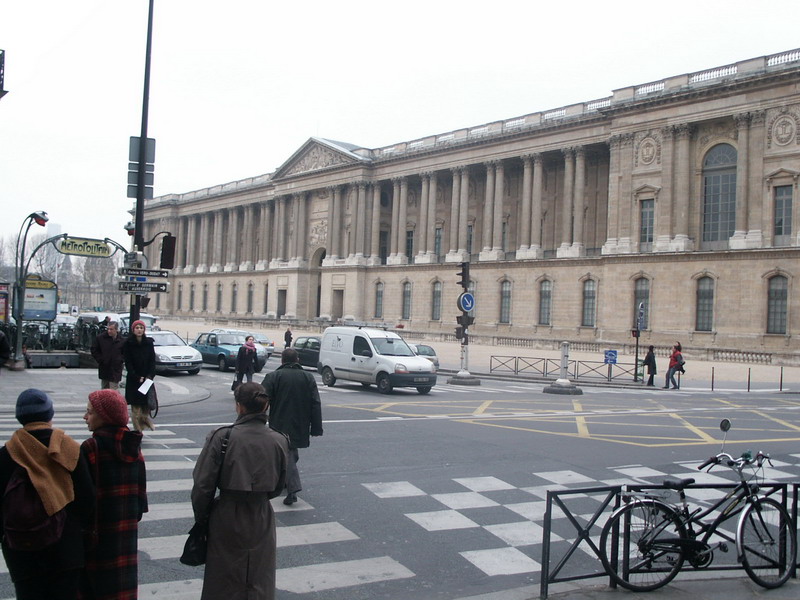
[218,334,246,345]
[151,332,185,346]
[370,336,414,356]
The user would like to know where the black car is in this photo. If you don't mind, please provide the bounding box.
[293,336,321,369]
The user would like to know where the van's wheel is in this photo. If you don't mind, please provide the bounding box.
[321,367,336,387]
[377,373,393,394]
[218,357,228,372]
[416,386,432,395]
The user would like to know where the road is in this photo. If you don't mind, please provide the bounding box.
[1,365,798,599]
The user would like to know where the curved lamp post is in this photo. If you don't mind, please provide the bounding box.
[12,211,49,369]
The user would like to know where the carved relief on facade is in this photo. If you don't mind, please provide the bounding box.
[766,106,800,149]
[696,120,736,160]
[284,144,351,176]
[634,131,661,168]
[309,220,327,247]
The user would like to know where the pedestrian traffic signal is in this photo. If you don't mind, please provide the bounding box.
[455,326,464,340]
[456,313,475,327]
[456,262,470,290]
[159,234,177,269]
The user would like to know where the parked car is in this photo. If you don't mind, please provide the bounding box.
[210,328,274,360]
[293,335,321,369]
[191,331,268,372]
[150,330,202,375]
[318,326,437,394]
[409,343,439,371]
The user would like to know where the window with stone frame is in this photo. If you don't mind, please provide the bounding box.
[432,281,442,320]
[499,280,512,324]
[582,279,596,327]
[434,228,443,258]
[189,284,195,311]
[466,224,474,255]
[702,143,737,248]
[639,199,654,252]
[695,276,714,332]
[216,283,223,312]
[379,231,390,264]
[231,283,238,313]
[634,277,650,329]
[767,275,788,334]
[773,185,793,246]
[177,284,183,311]
[202,284,208,312]
[539,280,552,325]
[374,282,384,319]
[405,230,414,259]
[263,283,268,314]
[247,283,254,313]
[402,282,412,320]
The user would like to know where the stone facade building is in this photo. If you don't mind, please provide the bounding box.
[143,49,800,358]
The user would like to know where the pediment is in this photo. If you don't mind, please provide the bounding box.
[273,138,367,179]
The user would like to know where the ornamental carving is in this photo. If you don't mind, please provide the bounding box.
[309,220,327,247]
[284,144,352,176]
[635,133,660,168]
[766,107,800,148]
[696,121,736,150]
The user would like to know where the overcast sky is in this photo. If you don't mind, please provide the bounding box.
[0,0,796,252]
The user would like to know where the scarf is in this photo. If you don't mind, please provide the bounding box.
[245,340,257,351]
[6,423,80,516]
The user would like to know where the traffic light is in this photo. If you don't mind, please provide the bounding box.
[456,313,475,327]
[456,262,470,290]
[455,326,465,340]
[159,234,177,269]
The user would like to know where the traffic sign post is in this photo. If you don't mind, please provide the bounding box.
[604,349,618,382]
[118,267,169,278]
[118,281,168,293]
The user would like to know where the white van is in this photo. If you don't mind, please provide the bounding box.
[318,326,437,394]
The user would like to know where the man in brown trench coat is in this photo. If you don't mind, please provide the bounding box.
[191,383,288,600]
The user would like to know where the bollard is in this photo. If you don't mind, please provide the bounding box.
[711,366,715,391]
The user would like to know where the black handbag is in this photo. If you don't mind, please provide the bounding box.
[231,378,240,392]
[180,426,232,566]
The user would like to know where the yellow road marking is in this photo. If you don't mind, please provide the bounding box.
[473,400,493,415]
[572,399,589,438]
[752,411,800,432]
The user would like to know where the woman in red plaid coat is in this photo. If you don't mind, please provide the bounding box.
[80,390,148,599]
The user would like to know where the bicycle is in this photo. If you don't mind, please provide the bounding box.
[599,418,796,592]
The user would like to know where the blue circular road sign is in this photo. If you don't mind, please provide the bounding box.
[458,292,475,312]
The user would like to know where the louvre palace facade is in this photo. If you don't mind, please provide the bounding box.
[143,48,800,359]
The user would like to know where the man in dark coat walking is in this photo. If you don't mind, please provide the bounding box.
[90,321,125,389]
[261,348,322,505]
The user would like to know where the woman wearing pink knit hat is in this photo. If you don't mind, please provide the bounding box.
[81,389,148,599]
[123,320,156,431]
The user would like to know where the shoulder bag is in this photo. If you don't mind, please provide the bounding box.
[180,426,232,566]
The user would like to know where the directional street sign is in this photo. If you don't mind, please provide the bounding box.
[118,281,168,293]
[457,292,475,312]
[604,349,618,364]
[118,268,170,278]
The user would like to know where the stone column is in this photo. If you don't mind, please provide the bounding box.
[654,126,675,252]
[416,174,430,260]
[389,179,400,259]
[447,167,462,260]
[398,177,409,264]
[615,134,636,253]
[211,210,224,272]
[331,187,342,260]
[530,153,544,257]
[196,212,209,273]
[480,162,495,256]
[557,148,575,257]
[354,182,367,259]
[602,137,622,254]
[730,113,751,248]
[369,181,382,265]
[671,124,694,251]
[518,155,533,253]
[182,216,195,273]
[225,208,240,271]
[426,172,438,258]
[570,147,586,256]
[239,204,255,270]
[492,161,504,252]
[294,193,307,263]
[458,167,470,257]
[746,110,766,247]
[275,197,286,262]
[256,200,271,270]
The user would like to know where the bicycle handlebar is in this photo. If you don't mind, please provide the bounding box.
[697,450,771,472]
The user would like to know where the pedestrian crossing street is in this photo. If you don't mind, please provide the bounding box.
[1,410,799,599]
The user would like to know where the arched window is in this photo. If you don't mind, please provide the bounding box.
[216,283,223,312]
[702,143,737,247]
[263,283,269,314]
[499,280,511,324]
[189,284,195,311]
[374,282,384,318]
[231,283,238,313]
[767,275,788,334]
[177,284,183,311]
[696,277,714,331]
[402,282,412,319]
[582,279,596,327]
[539,280,552,325]
[202,284,208,312]
[431,281,442,321]
[634,278,650,329]
[247,283,254,313]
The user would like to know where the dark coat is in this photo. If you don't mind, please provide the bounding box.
[0,427,95,586]
[261,363,323,449]
[123,335,156,407]
[80,426,147,599]
[0,330,10,363]
[235,345,257,374]
[90,331,126,382]
[191,413,288,600]
[284,329,292,347]
[643,350,657,375]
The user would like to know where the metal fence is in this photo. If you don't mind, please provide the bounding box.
[490,355,638,382]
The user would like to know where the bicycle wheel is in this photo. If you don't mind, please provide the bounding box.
[600,500,686,592]
[738,497,795,588]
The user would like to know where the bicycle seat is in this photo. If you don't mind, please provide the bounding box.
[662,477,695,490]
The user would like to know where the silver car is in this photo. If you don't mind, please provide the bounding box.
[409,343,439,371]
[150,330,203,375]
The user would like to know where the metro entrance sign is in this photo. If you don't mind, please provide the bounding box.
[118,281,168,293]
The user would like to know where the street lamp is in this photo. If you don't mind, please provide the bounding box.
[12,211,49,369]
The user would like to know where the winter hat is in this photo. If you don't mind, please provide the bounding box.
[88,389,129,427]
[16,388,55,425]
[131,320,146,332]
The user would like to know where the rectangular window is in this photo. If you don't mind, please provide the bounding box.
[379,230,390,264]
[702,173,737,242]
[539,281,552,325]
[466,224,474,255]
[774,185,792,245]
[405,230,414,259]
[402,283,412,320]
[767,277,788,334]
[499,281,511,324]
[431,283,442,320]
[374,284,383,318]
[639,199,654,251]
[582,280,596,327]
[434,228,442,258]
[696,277,714,331]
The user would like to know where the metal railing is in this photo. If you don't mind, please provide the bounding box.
[490,355,638,382]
